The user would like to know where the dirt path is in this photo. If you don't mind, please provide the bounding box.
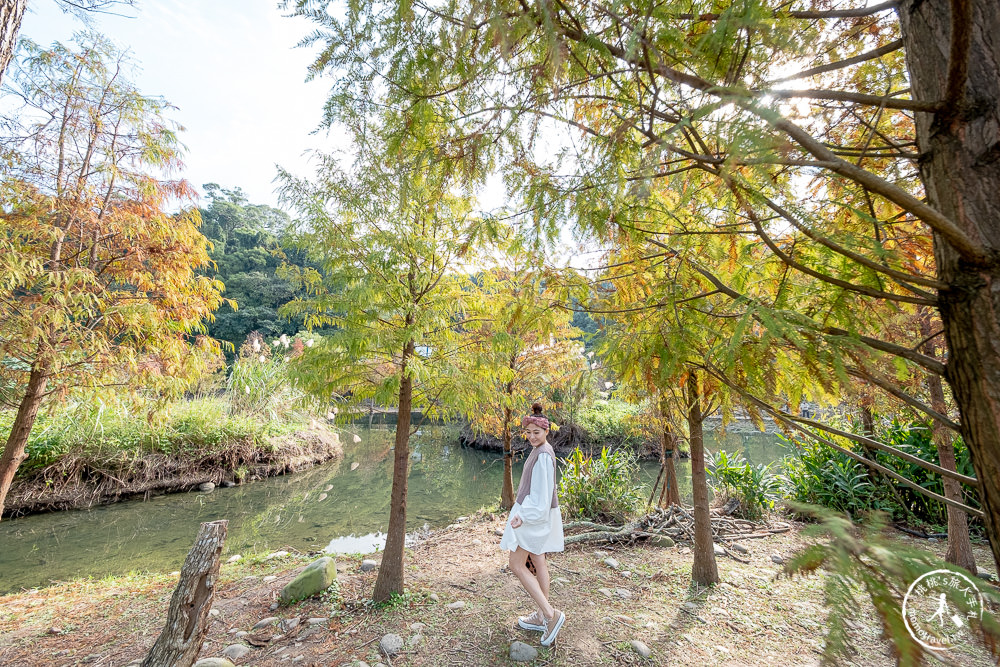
[1,512,996,666]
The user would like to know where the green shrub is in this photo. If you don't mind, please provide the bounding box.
[557,446,644,523]
[778,438,892,518]
[873,419,980,528]
[707,449,780,521]
[573,399,644,446]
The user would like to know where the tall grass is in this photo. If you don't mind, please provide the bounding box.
[4,397,294,477]
[706,449,780,521]
[557,446,644,523]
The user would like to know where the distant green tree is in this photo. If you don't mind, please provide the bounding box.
[197,185,311,353]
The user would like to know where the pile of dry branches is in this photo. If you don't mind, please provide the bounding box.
[564,504,791,563]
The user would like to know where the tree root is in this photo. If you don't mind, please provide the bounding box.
[563,505,791,558]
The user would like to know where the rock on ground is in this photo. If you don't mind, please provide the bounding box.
[629,639,652,658]
[509,641,539,662]
[360,559,377,572]
[222,644,251,661]
[193,660,236,667]
[280,556,338,605]
[379,633,404,656]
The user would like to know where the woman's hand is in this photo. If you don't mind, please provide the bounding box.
[510,515,523,529]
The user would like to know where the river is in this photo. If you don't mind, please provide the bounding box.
[0,425,786,593]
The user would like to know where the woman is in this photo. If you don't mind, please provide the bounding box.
[499,402,566,646]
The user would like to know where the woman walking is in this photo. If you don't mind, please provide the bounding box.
[500,403,566,646]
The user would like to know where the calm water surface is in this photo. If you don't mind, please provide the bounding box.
[0,425,785,593]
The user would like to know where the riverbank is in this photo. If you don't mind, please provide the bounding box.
[2,512,996,666]
[4,421,342,518]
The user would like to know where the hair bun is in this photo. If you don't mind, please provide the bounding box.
[531,402,543,415]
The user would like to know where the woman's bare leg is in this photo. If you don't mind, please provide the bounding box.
[533,552,550,599]
[509,548,554,618]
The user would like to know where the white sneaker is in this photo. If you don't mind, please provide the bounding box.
[540,609,565,646]
[517,609,546,632]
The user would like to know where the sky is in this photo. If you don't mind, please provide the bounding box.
[19,0,335,210]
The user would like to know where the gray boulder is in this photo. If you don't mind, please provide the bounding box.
[648,535,674,548]
[280,557,338,605]
[629,640,652,658]
[510,641,539,662]
[222,644,251,661]
[379,633,404,656]
[360,559,378,572]
[199,482,216,492]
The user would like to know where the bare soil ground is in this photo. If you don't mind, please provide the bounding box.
[1,511,996,666]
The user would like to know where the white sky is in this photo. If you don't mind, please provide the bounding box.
[20,0,334,210]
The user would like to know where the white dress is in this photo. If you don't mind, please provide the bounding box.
[500,452,565,555]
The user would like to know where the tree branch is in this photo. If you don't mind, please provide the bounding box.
[770,39,904,84]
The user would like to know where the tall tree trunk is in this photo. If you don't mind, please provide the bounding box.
[501,407,514,510]
[143,520,228,667]
[372,339,415,603]
[687,372,719,586]
[0,361,48,520]
[900,0,1000,574]
[659,399,681,507]
[922,312,977,573]
[0,0,26,86]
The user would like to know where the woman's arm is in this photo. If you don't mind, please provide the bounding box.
[517,454,555,524]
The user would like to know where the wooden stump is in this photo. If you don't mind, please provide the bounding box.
[142,520,228,667]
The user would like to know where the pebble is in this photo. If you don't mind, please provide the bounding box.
[361,559,378,572]
[324,484,333,492]
[307,617,329,625]
[199,482,216,492]
[446,601,466,610]
[263,575,278,583]
[621,571,632,578]
[318,493,328,501]
[429,593,439,602]
[352,434,362,443]
[292,656,305,663]
[553,577,570,585]
[594,550,609,557]
[253,617,279,630]
[614,614,635,624]
[269,602,279,611]
[471,539,483,546]
[604,557,620,570]
[192,660,235,667]
[713,543,725,556]
[729,543,749,554]
[266,550,290,560]
[408,633,423,647]
[629,639,652,658]
[615,588,633,599]
[351,462,360,470]
[410,622,427,632]
[222,644,251,661]
[771,554,785,565]
[683,602,699,613]
[379,633,404,656]
[209,608,221,618]
[598,587,615,598]
[281,617,301,632]
[47,627,62,635]
[493,529,505,537]
[227,555,242,563]
[235,631,249,639]
[222,480,236,487]
[509,640,539,662]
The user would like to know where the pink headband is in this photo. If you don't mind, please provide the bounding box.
[521,415,550,430]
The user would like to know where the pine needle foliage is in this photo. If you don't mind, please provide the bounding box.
[783,506,1000,665]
